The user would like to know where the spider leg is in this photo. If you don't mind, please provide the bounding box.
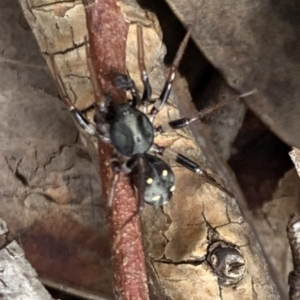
[108,154,146,208]
[112,25,154,111]
[149,26,192,122]
[151,144,203,174]
[151,144,233,197]
[85,37,103,104]
[136,156,146,210]
[107,154,127,207]
[49,55,110,143]
[137,25,152,113]
[109,155,146,235]
[155,89,257,134]
[107,172,120,207]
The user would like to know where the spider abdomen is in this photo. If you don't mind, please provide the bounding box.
[130,154,175,206]
[109,104,154,157]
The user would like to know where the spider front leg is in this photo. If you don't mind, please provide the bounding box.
[149,26,192,121]
[49,56,110,143]
[112,25,153,111]
[137,25,152,112]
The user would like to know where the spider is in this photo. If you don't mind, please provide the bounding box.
[50,25,232,208]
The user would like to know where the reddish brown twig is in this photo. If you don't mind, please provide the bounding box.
[287,213,300,300]
[82,0,149,299]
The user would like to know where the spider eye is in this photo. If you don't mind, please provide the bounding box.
[152,195,161,202]
[162,170,168,177]
[170,185,176,192]
[146,178,153,184]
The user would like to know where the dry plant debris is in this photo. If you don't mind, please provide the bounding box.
[166,0,300,149]
[287,214,300,300]
[0,218,53,299]
[1,0,296,299]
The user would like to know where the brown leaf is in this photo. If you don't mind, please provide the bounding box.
[166,0,300,148]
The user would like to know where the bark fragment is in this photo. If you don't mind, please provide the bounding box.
[0,218,53,300]
[287,214,300,300]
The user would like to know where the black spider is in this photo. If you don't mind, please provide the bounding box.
[50,25,231,208]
